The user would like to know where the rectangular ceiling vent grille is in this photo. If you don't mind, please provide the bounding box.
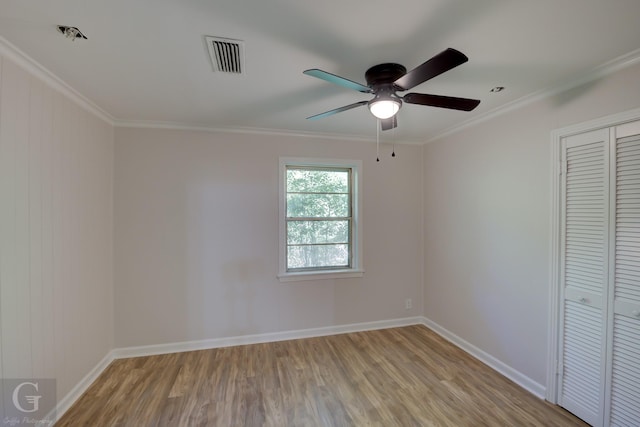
[205,36,245,74]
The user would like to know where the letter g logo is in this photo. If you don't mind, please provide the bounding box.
[12,381,42,413]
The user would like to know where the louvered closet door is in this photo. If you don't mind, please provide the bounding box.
[559,128,610,427]
[606,121,640,427]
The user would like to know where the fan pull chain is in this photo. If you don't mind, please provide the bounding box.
[376,119,380,162]
[392,124,396,157]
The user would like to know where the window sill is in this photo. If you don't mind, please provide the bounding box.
[278,269,364,283]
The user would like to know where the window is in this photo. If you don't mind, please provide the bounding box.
[286,166,351,270]
[279,158,363,281]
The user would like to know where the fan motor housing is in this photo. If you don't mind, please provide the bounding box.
[365,63,407,87]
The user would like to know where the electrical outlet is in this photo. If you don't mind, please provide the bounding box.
[405,298,412,310]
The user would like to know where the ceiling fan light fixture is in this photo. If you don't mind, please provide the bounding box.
[305,48,479,130]
[368,97,401,119]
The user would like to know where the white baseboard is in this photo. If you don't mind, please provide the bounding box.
[52,315,545,423]
[419,316,546,399]
[53,317,420,421]
[112,316,424,359]
[49,351,115,423]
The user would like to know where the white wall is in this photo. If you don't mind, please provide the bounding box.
[3,29,638,413]
[114,128,423,347]
[423,61,640,386]
[0,54,114,404]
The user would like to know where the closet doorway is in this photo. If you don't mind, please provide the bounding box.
[548,108,640,427]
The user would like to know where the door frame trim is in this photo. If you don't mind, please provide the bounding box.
[547,106,640,403]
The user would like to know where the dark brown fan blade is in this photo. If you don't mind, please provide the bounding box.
[381,116,397,131]
[403,93,480,111]
[306,101,368,120]
[304,69,372,93]
[394,48,468,91]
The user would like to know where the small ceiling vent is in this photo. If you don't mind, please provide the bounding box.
[205,36,245,74]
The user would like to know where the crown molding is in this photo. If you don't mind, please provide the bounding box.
[0,35,115,125]
[115,119,423,145]
[425,47,640,144]
[3,31,638,145]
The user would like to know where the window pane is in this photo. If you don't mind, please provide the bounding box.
[287,194,349,217]
[282,163,356,273]
[287,220,349,244]
[286,169,349,193]
[287,244,349,269]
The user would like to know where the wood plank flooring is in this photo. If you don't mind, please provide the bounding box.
[56,325,588,426]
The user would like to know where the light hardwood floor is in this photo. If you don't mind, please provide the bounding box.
[56,325,587,426]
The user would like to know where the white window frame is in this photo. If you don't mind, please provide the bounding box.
[278,157,364,282]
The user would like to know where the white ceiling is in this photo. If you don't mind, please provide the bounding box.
[1,0,639,143]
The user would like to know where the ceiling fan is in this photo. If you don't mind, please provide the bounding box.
[304,48,480,130]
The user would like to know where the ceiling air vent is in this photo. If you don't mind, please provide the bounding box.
[205,36,245,74]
